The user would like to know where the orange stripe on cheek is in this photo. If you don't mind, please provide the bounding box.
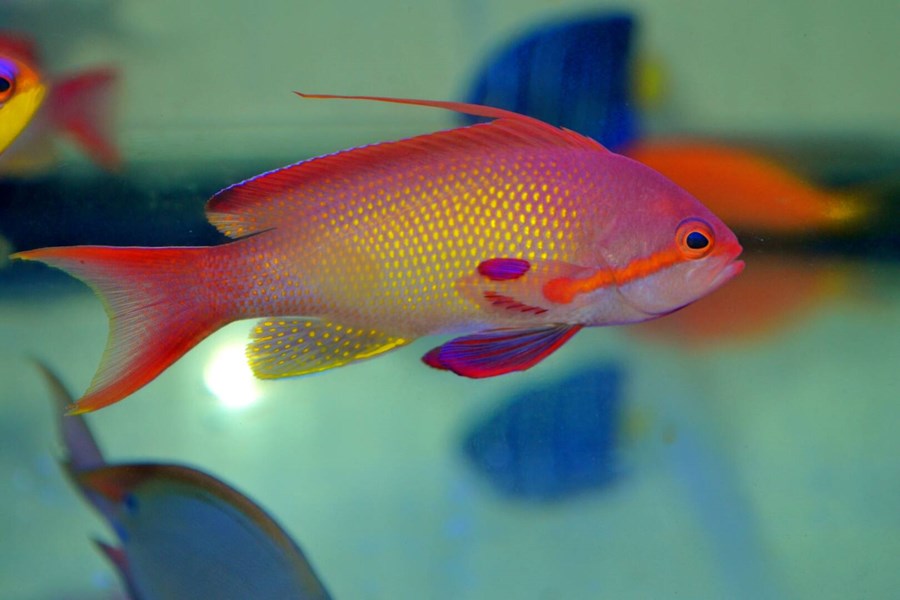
[543,247,683,304]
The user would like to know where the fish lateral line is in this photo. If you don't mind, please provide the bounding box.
[543,247,684,304]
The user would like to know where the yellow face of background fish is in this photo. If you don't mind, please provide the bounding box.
[0,55,47,154]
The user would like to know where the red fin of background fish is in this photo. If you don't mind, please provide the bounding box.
[477,258,531,281]
[422,324,582,378]
[12,245,224,413]
[0,34,39,64]
[206,93,607,239]
[247,317,409,378]
[47,68,121,170]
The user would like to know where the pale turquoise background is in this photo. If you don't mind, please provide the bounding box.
[1,1,899,598]
[37,0,900,159]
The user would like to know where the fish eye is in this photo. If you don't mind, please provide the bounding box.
[0,75,12,101]
[686,231,709,249]
[676,219,715,259]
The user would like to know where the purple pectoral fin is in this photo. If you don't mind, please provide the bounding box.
[477,257,531,281]
[421,324,583,378]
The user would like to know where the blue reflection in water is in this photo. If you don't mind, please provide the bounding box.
[462,364,625,501]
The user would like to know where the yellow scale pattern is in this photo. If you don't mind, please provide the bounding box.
[293,154,586,335]
[216,147,596,377]
[248,318,408,378]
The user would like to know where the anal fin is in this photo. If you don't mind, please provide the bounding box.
[247,318,410,378]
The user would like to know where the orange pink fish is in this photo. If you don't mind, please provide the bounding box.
[13,93,743,413]
[0,33,120,175]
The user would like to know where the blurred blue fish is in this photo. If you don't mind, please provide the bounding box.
[463,13,639,150]
[36,362,331,600]
[462,364,625,501]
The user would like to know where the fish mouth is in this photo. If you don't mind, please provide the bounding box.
[710,242,745,291]
[711,256,745,291]
[626,248,744,319]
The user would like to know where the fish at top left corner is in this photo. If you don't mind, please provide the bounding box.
[0,33,46,155]
[0,32,121,175]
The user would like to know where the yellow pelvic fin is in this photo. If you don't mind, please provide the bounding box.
[247,318,410,379]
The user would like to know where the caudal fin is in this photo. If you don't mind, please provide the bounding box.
[14,245,223,413]
[48,68,121,170]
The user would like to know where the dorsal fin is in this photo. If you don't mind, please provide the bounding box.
[295,92,607,150]
[206,93,607,239]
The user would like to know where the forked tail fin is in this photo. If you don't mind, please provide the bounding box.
[13,245,224,413]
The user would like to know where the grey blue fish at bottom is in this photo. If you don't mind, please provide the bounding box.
[35,361,331,600]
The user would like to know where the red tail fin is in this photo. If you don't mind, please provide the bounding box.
[13,246,223,413]
[48,68,121,170]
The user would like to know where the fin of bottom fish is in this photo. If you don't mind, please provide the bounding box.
[422,324,582,378]
[94,538,142,599]
[33,360,106,470]
[247,317,410,378]
[94,539,130,575]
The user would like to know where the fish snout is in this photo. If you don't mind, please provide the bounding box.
[711,241,744,290]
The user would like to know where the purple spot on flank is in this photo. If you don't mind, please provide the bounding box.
[477,258,531,281]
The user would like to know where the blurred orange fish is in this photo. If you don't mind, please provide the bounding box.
[622,140,866,234]
[0,33,120,174]
[14,93,742,413]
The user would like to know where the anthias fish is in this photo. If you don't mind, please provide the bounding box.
[14,94,743,413]
[0,33,119,173]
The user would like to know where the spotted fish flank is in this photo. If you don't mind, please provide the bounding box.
[13,93,742,413]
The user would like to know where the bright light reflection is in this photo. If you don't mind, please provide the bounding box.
[204,342,261,410]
